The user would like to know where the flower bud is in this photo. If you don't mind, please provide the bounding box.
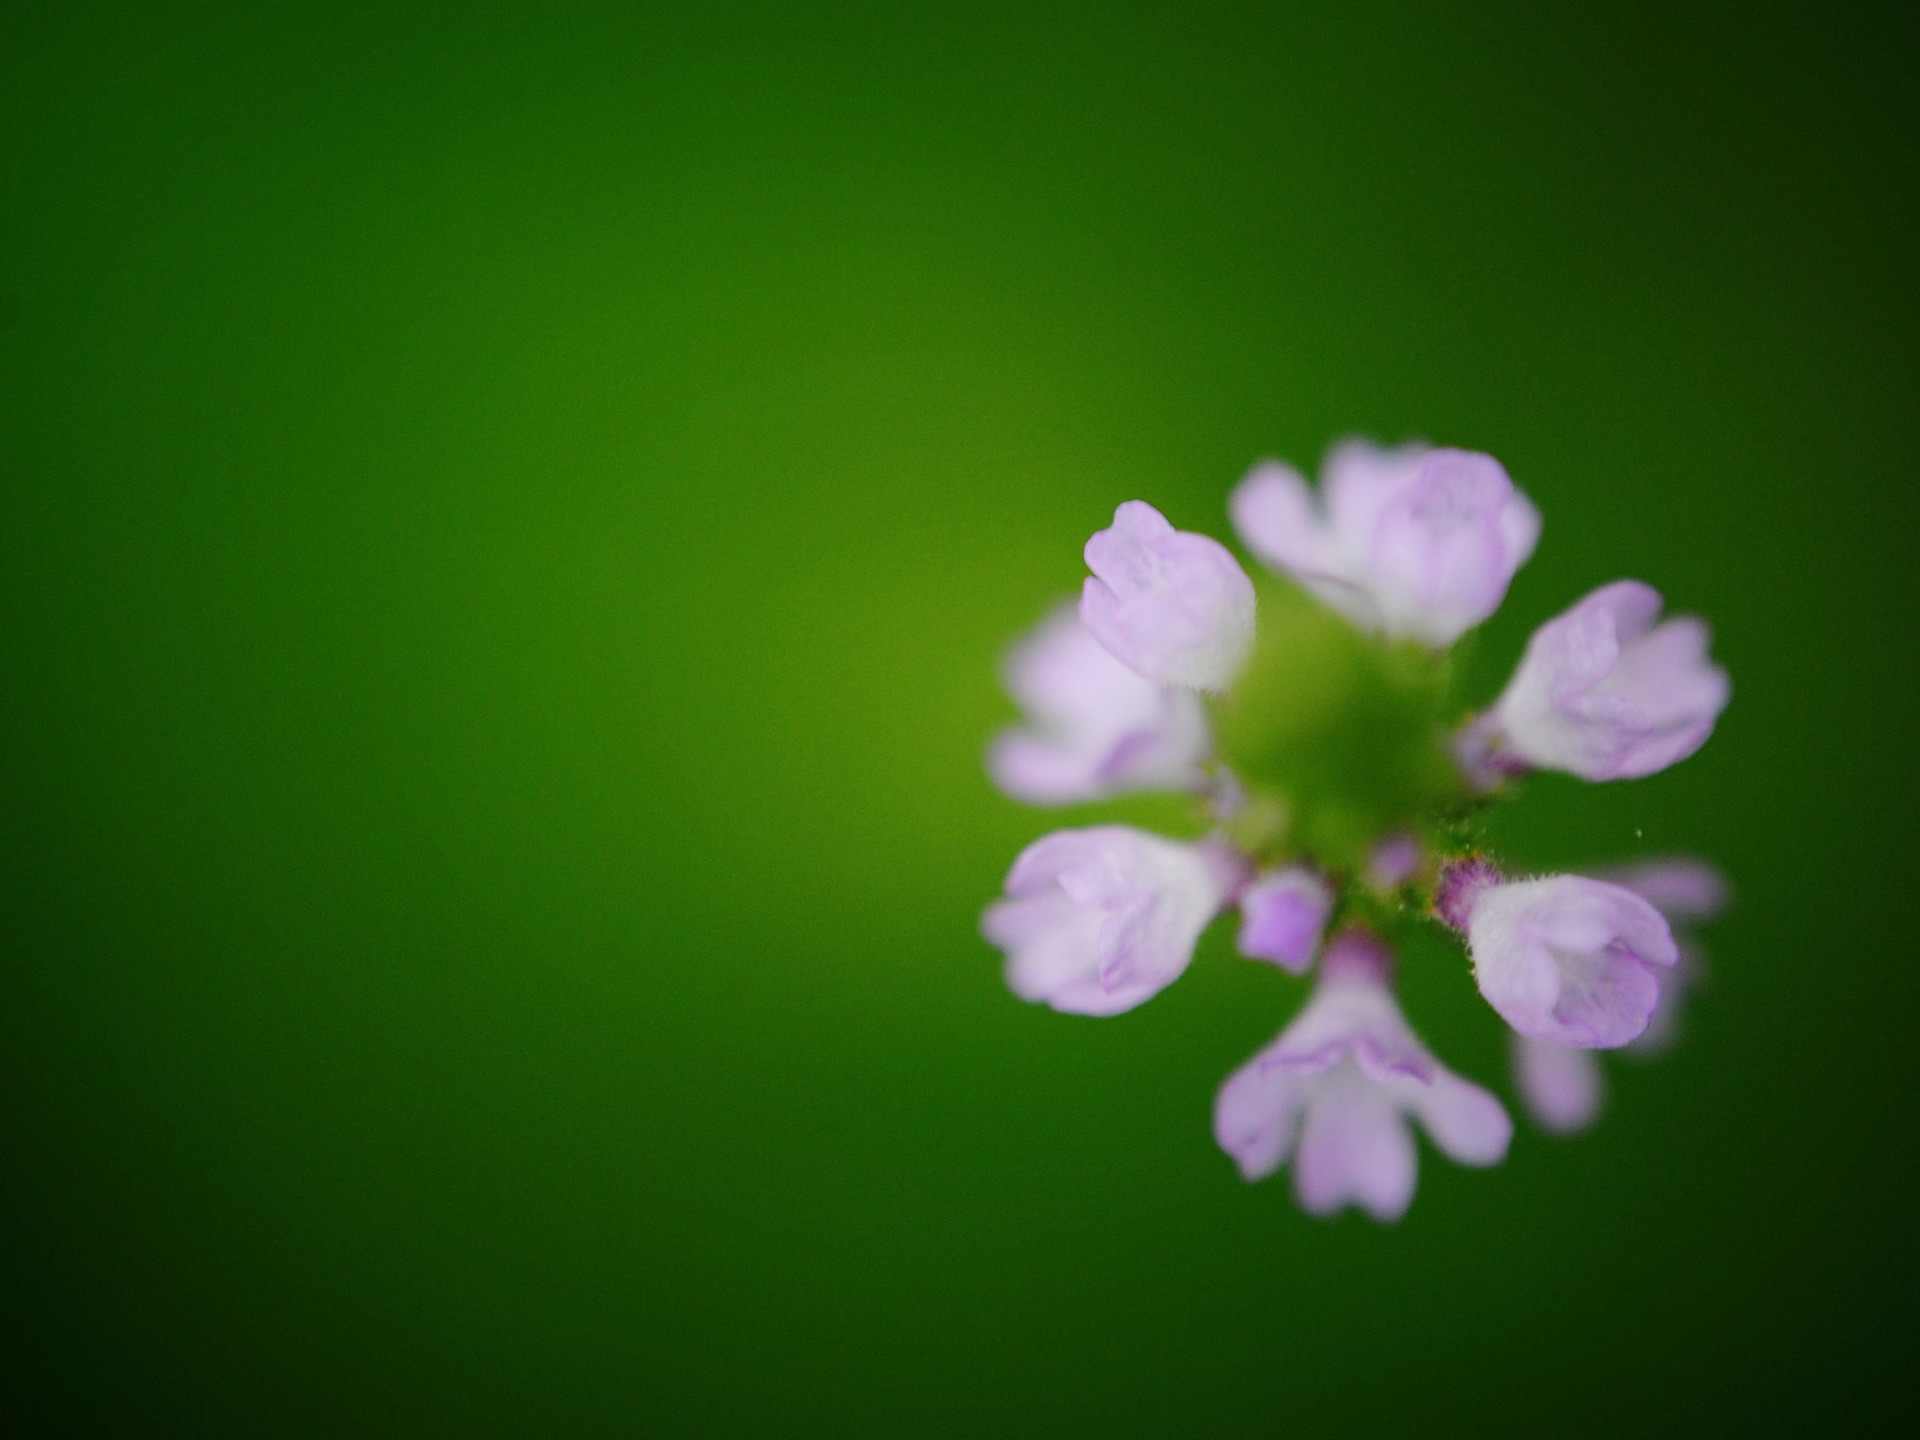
[1230,442,1539,647]
[1476,580,1730,782]
[1442,866,1680,1048]
[982,826,1242,1016]
[1080,501,1256,691]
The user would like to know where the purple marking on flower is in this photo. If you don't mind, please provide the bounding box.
[982,826,1243,1016]
[1235,865,1333,974]
[1455,872,1680,1048]
[1229,441,1539,647]
[987,603,1212,805]
[1080,501,1255,691]
[1366,831,1424,891]
[1212,930,1512,1222]
[1473,580,1730,782]
[1511,1032,1605,1135]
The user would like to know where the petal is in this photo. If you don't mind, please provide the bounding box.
[1272,941,1431,1082]
[1039,968,1180,1017]
[1367,449,1529,644]
[1321,438,1428,557]
[1003,827,1108,897]
[1500,490,1542,569]
[1235,866,1333,974]
[1511,1032,1605,1134]
[1080,501,1256,691]
[1601,857,1729,922]
[1626,940,1706,1055]
[994,605,1211,800]
[1000,603,1126,721]
[1228,461,1334,576]
[1213,1040,1312,1181]
[987,730,1104,805]
[1293,1070,1419,1223]
[1402,1069,1515,1163]
[1546,949,1665,1048]
[1609,617,1719,721]
[1581,579,1667,648]
[989,889,1179,1017]
[988,892,1103,1004]
[981,887,1078,951]
[1610,717,1720,781]
[1507,582,1657,718]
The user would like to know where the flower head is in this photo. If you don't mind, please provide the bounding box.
[1466,580,1730,783]
[988,604,1211,805]
[1230,441,1539,647]
[1213,931,1511,1222]
[1440,863,1679,1048]
[984,436,1728,1221]
[982,826,1241,1016]
[1081,501,1256,691]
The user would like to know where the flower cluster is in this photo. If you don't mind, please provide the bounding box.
[983,441,1730,1221]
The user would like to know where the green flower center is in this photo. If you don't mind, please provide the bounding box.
[1210,579,1475,870]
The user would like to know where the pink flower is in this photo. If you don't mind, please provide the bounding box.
[988,604,1211,805]
[1213,931,1511,1222]
[1465,580,1730,783]
[984,439,1732,1216]
[1439,862,1679,1049]
[1508,857,1728,1131]
[1234,865,1333,975]
[1080,501,1256,691]
[1230,441,1539,647]
[982,826,1243,1016]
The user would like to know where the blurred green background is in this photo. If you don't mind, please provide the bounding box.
[3,2,1915,1433]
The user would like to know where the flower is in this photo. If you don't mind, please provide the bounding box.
[1439,862,1679,1049]
[987,603,1212,805]
[1213,931,1512,1222]
[982,826,1242,1016]
[1509,857,1729,1131]
[1463,580,1730,783]
[1229,441,1539,647]
[984,436,1729,1220]
[1080,500,1256,691]
[1234,865,1333,974]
